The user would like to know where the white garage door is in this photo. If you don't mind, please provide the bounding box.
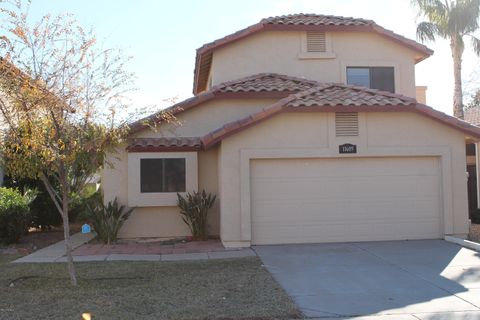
[251,157,442,245]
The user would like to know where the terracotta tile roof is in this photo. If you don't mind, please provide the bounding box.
[193,14,434,94]
[216,73,318,93]
[200,85,480,148]
[128,78,480,153]
[127,137,202,152]
[128,73,318,134]
[262,14,374,26]
[286,84,416,108]
[465,107,480,126]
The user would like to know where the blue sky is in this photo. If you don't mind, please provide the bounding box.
[28,0,480,115]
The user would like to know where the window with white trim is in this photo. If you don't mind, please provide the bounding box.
[140,158,186,193]
[128,152,198,207]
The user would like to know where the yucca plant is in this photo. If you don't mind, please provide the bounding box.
[177,190,216,240]
[86,197,134,245]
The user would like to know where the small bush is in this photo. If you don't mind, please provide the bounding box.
[70,185,101,223]
[177,190,216,240]
[471,208,480,224]
[84,196,133,245]
[4,176,63,229]
[0,187,36,244]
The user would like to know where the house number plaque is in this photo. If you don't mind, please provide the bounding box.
[339,143,357,154]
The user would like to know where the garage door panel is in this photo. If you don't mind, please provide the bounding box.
[253,199,438,222]
[252,176,439,199]
[254,221,440,244]
[251,157,442,245]
[253,157,438,178]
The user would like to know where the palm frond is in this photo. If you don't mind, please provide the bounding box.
[412,0,449,21]
[449,0,480,35]
[416,21,439,42]
[470,35,480,55]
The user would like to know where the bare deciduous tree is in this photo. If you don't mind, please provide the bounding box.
[0,0,174,285]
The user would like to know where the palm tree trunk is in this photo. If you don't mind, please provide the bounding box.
[451,36,464,119]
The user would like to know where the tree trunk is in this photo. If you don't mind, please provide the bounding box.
[60,167,77,286]
[451,36,464,119]
[40,171,77,286]
[62,192,77,286]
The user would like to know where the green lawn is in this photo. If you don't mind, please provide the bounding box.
[0,255,300,320]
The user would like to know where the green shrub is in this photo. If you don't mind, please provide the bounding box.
[84,196,133,245]
[4,176,62,229]
[4,176,97,229]
[0,187,36,244]
[70,185,101,223]
[471,208,480,224]
[177,190,216,240]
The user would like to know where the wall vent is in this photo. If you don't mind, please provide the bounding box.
[306,31,326,52]
[335,112,359,137]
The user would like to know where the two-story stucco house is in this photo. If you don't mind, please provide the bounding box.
[102,14,480,247]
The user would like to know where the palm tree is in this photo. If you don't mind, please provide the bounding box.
[413,0,480,119]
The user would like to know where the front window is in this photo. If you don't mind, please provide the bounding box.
[140,158,186,193]
[346,67,395,93]
[128,152,197,207]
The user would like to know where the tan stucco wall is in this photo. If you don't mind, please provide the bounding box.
[218,111,468,247]
[103,98,277,239]
[210,31,418,98]
[102,146,220,238]
[132,98,277,138]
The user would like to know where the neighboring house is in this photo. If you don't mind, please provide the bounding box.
[464,108,480,211]
[103,14,480,247]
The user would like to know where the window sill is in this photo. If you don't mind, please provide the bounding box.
[298,52,336,60]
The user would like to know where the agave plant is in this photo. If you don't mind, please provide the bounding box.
[177,190,216,240]
[86,197,134,245]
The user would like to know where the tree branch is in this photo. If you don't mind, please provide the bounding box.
[39,173,63,216]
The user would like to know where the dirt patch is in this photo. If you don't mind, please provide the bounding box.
[0,224,81,254]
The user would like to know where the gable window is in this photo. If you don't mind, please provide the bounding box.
[346,67,395,93]
[298,32,336,59]
[335,112,359,137]
[140,158,186,193]
[306,31,326,52]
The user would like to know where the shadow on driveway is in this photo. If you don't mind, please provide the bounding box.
[254,240,480,318]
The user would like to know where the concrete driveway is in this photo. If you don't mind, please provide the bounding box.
[254,240,480,319]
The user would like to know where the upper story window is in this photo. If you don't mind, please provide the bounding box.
[346,67,395,93]
[140,158,186,193]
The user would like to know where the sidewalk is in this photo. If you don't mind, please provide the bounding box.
[13,232,94,263]
[12,233,255,263]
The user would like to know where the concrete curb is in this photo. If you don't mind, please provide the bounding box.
[445,235,480,251]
